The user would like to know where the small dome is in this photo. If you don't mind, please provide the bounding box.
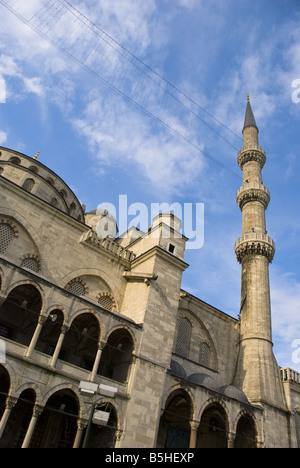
[170,360,187,380]
[220,385,249,404]
[188,373,220,393]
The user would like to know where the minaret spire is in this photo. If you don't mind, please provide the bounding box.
[243,94,258,133]
[234,97,286,409]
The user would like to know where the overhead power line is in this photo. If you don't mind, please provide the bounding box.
[0,0,243,181]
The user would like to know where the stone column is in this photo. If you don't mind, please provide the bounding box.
[0,396,17,440]
[25,315,47,358]
[73,419,87,448]
[189,421,199,448]
[50,324,69,368]
[90,341,104,382]
[227,432,236,448]
[21,405,43,448]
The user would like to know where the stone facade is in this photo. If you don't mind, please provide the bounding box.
[0,100,299,448]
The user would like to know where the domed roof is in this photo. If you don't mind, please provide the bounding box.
[188,373,220,393]
[220,385,249,404]
[0,147,84,221]
[170,360,187,380]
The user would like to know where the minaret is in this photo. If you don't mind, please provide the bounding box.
[234,96,285,408]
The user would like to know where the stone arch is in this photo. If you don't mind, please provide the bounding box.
[197,398,230,448]
[176,308,218,370]
[61,268,120,305]
[60,311,101,371]
[4,279,45,310]
[0,209,42,256]
[14,382,42,404]
[83,400,121,449]
[0,361,16,395]
[234,411,258,448]
[31,387,79,448]
[161,384,196,422]
[0,283,43,347]
[98,327,135,384]
[0,387,36,448]
[157,388,194,448]
[35,309,65,357]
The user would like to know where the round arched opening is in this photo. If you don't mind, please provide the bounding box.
[197,403,229,448]
[234,414,257,448]
[0,285,42,346]
[98,329,134,384]
[157,390,193,448]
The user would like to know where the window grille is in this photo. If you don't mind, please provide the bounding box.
[98,295,113,311]
[199,342,210,367]
[175,318,192,358]
[0,224,14,254]
[21,257,40,273]
[67,281,86,296]
[22,178,35,192]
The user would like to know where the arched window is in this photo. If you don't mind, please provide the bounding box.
[98,294,114,312]
[20,257,40,273]
[9,157,21,165]
[50,198,58,208]
[175,318,192,358]
[28,166,38,174]
[22,178,35,192]
[199,342,210,367]
[67,280,86,297]
[0,224,14,255]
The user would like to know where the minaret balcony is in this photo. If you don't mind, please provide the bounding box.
[235,233,275,263]
[236,183,270,210]
[238,146,266,170]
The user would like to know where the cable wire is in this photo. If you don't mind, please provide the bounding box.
[0,0,243,182]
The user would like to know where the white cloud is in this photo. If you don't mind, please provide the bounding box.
[0,130,7,144]
[271,270,300,369]
[72,92,205,195]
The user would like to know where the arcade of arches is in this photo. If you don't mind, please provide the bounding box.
[157,390,258,449]
[0,283,133,448]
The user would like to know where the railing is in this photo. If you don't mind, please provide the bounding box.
[81,230,136,262]
[236,183,270,197]
[281,368,300,385]
[238,145,266,155]
[235,233,275,249]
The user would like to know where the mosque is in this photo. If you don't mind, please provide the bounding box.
[0,98,299,448]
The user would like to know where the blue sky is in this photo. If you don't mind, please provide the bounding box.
[0,0,300,370]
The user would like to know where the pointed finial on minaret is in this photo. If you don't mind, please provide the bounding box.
[243,96,257,132]
[33,151,40,160]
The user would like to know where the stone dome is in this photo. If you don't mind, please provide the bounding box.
[220,385,249,404]
[170,360,187,380]
[188,373,220,393]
